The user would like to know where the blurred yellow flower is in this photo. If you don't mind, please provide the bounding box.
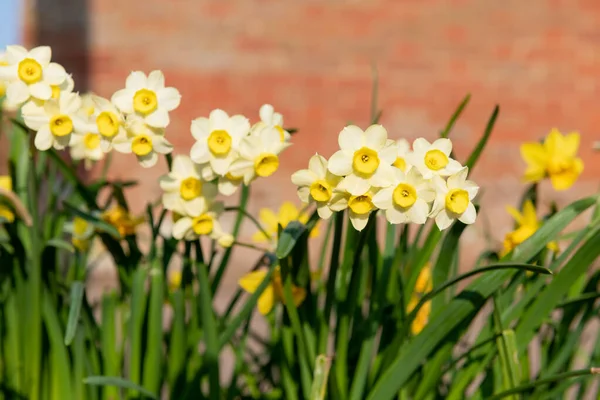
[102,206,144,238]
[521,129,584,191]
[70,217,94,251]
[502,200,558,256]
[168,270,182,292]
[0,176,15,223]
[408,263,432,335]
[252,201,319,244]
[238,267,306,315]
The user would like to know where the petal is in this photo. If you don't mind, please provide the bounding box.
[147,70,165,90]
[338,125,364,151]
[328,150,353,176]
[159,174,179,192]
[408,200,430,224]
[158,87,181,111]
[291,169,315,187]
[34,125,53,151]
[369,164,395,188]
[239,270,269,294]
[412,138,431,153]
[228,159,254,179]
[6,45,28,63]
[126,71,147,90]
[435,210,454,230]
[371,187,394,209]
[190,141,211,164]
[145,109,170,128]
[385,207,409,224]
[218,177,241,196]
[112,138,132,154]
[442,159,464,176]
[172,217,193,240]
[520,143,547,167]
[562,132,580,158]
[239,136,261,160]
[257,286,275,315]
[209,109,230,130]
[458,202,477,225]
[153,136,174,154]
[211,154,235,176]
[447,167,468,189]
[308,153,328,177]
[317,204,333,219]
[329,193,348,211]
[30,46,51,67]
[364,125,388,150]
[138,152,158,168]
[54,133,71,150]
[338,174,370,196]
[259,104,274,123]
[379,143,398,164]
[162,192,182,212]
[7,81,31,105]
[111,89,134,114]
[297,187,310,203]
[43,63,67,85]
[431,138,452,155]
[349,211,370,231]
[523,165,546,183]
[190,118,210,140]
[0,64,17,80]
[61,92,82,114]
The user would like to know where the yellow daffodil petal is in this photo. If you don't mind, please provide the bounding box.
[414,264,432,294]
[239,270,269,294]
[257,286,275,315]
[523,165,546,183]
[543,128,563,155]
[411,300,431,335]
[521,200,539,228]
[520,142,548,168]
[258,208,279,231]
[562,132,580,158]
[549,157,583,191]
[505,206,524,226]
[278,201,300,228]
[0,206,15,223]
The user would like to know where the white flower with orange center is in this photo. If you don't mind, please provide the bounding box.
[171,197,229,242]
[229,124,291,184]
[159,155,218,215]
[430,167,479,230]
[371,168,434,224]
[406,138,462,179]
[327,125,398,195]
[112,117,173,168]
[111,70,181,128]
[22,92,85,151]
[0,45,68,107]
[69,131,104,170]
[291,153,343,219]
[253,104,290,142]
[190,109,251,176]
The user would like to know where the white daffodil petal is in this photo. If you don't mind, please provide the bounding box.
[338,125,363,151]
[458,202,477,225]
[145,109,170,128]
[308,154,328,177]
[43,63,67,85]
[291,169,315,187]
[34,126,53,151]
[7,81,31,105]
[349,211,370,231]
[297,186,310,203]
[364,125,387,150]
[327,150,352,176]
[111,89,134,113]
[317,204,334,219]
[158,87,181,111]
[172,217,193,240]
[371,187,394,210]
[435,210,454,230]
[126,71,147,90]
[30,46,51,66]
[138,152,158,168]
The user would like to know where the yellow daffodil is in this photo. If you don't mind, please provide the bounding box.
[252,201,319,244]
[254,104,290,142]
[291,153,343,219]
[238,267,306,315]
[0,176,15,223]
[502,200,558,256]
[327,125,397,195]
[21,92,86,151]
[102,205,144,238]
[0,45,68,107]
[190,109,250,176]
[111,70,181,129]
[229,124,291,184]
[372,167,434,225]
[171,197,229,243]
[430,167,479,230]
[159,155,218,215]
[66,216,95,251]
[408,263,433,335]
[112,117,173,168]
[407,138,462,179]
[521,129,584,191]
[69,131,104,170]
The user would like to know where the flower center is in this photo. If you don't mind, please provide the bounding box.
[96,111,120,138]
[309,180,332,202]
[73,217,90,236]
[348,194,374,215]
[18,58,43,84]
[547,157,574,175]
[133,89,158,115]
[254,153,279,177]
[275,125,286,142]
[83,133,100,150]
[49,114,73,137]
[51,85,61,99]
[352,147,380,176]
[424,149,449,171]
[131,134,153,156]
[392,183,417,208]
[192,214,214,235]
[445,188,469,214]
[393,157,407,171]
[207,130,232,155]
[179,177,203,200]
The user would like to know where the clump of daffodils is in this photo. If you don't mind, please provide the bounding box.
[292,124,479,231]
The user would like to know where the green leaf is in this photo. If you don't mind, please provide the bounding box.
[64,281,85,345]
[46,238,75,253]
[440,94,471,138]
[310,355,332,400]
[276,220,307,259]
[83,376,158,399]
[465,105,499,169]
[63,201,120,238]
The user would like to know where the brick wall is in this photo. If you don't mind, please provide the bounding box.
[24,0,600,264]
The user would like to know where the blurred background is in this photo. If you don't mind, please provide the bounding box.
[1,0,599,288]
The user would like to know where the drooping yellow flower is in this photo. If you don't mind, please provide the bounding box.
[408,263,433,335]
[102,205,144,238]
[521,129,584,191]
[0,176,15,223]
[252,201,319,244]
[502,200,558,256]
[238,267,306,315]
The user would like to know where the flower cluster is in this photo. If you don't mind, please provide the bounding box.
[0,45,181,169]
[292,124,479,231]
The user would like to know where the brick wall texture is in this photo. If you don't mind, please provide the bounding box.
[23,0,600,267]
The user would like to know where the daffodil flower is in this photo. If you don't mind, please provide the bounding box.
[102,205,144,238]
[253,104,290,142]
[391,138,412,172]
[190,109,250,176]
[171,197,229,242]
[252,202,319,245]
[112,117,173,168]
[430,167,479,230]
[69,131,104,170]
[229,124,291,184]
[0,45,68,107]
[65,216,95,251]
[0,176,15,223]
[159,155,218,215]
[372,167,434,224]
[502,200,558,256]
[111,70,181,128]
[238,267,306,315]
[88,94,127,152]
[291,153,343,219]
[407,263,432,335]
[520,129,584,191]
[330,187,377,231]
[407,138,462,179]
[327,125,397,195]
[22,92,86,151]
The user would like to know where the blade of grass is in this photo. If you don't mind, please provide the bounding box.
[142,266,164,396]
[440,94,471,138]
[465,105,499,169]
[128,267,148,398]
[84,377,158,400]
